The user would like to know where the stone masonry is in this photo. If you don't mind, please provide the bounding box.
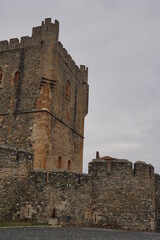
[0,18,160,232]
[0,18,88,173]
[0,147,158,232]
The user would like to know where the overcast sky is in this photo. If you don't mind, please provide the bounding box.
[1,0,160,173]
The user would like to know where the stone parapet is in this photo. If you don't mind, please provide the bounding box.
[0,146,33,178]
[30,170,90,186]
[0,18,59,52]
[57,41,88,83]
[89,158,154,179]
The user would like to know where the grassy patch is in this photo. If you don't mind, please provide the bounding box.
[0,221,49,227]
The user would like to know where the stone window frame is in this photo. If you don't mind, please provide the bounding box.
[58,156,62,169]
[14,70,20,83]
[67,160,71,171]
[0,67,3,88]
[65,80,71,101]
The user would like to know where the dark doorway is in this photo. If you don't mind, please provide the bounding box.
[52,207,56,218]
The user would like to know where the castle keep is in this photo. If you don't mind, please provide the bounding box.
[0,18,88,173]
[0,18,160,232]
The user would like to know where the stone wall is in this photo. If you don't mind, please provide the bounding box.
[0,149,157,232]
[16,171,92,225]
[89,159,155,232]
[155,174,160,232]
[0,147,33,220]
[0,147,92,225]
[0,43,41,151]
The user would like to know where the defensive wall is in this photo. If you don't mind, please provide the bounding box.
[0,147,91,225]
[89,158,155,232]
[0,147,159,232]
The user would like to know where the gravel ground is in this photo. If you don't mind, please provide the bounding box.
[0,227,160,240]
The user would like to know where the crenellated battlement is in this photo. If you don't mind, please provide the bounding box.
[0,18,88,83]
[0,146,155,181]
[0,146,33,178]
[32,18,59,40]
[57,41,79,71]
[29,170,90,187]
[80,65,88,84]
[134,161,154,178]
[57,41,88,83]
[0,18,59,52]
[88,157,154,179]
[0,146,157,231]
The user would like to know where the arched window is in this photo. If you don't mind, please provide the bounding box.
[0,67,3,86]
[14,71,20,82]
[67,160,71,171]
[65,80,70,100]
[58,156,62,169]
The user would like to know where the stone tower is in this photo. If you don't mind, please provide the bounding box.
[0,18,89,173]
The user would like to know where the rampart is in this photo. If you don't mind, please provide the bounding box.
[89,158,155,231]
[0,147,91,225]
[0,147,158,232]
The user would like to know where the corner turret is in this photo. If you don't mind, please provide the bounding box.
[32,18,59,42]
